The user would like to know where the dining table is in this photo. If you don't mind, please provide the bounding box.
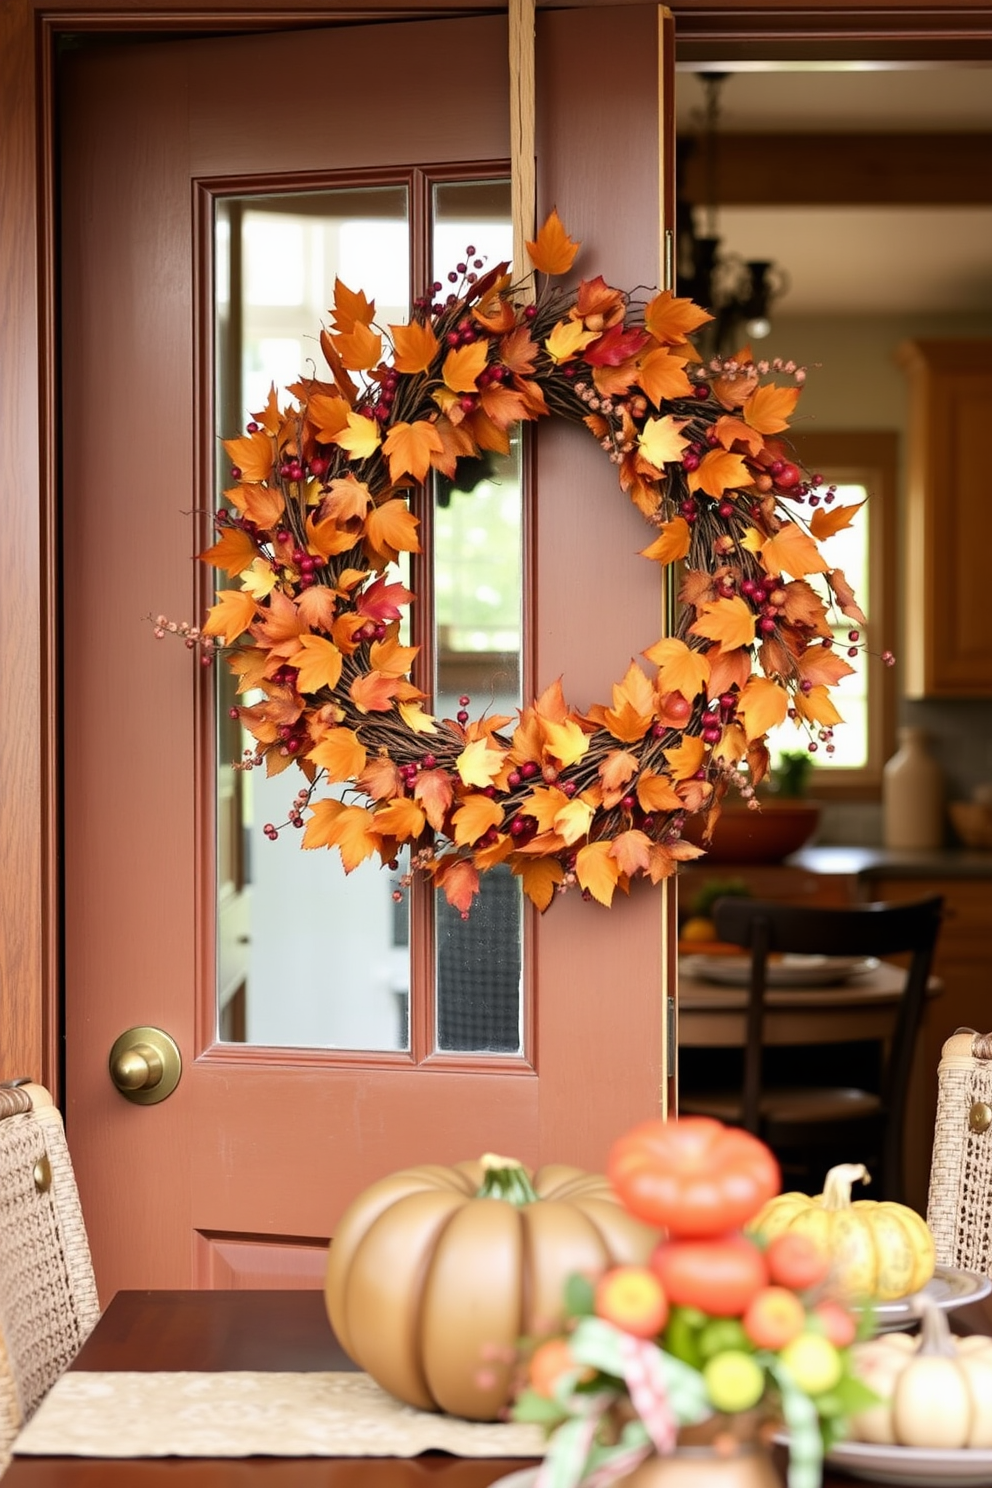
[8,1285,992,1488]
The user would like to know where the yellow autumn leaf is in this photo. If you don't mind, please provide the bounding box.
[642,637,711,699]
[553,798,595,846]
[443,341,489,394]
[201,589,258,643]
[688,449,751,497]
[451,793,503,846]
[373,796,427,841]
[390,319,440,374]
[575,841,620,907]
[544,320,598,366]
[365,499,422,560]
[742,383,801,435]
[664,734,707,781]
[735,676,790,742]
[240,557,278,599]
[689,596,757,653]
[513,856,564,913]
[307,728,367,781]
[302,800,378,871]
[331,412,382,460]
[540,718,590,769]
[292,634,343,694]
[640,517,691,565]
[638,414,690,470]
[398,701,438,735]
[760,522,830,579]
[810,501,866,541]
[525,209,580,276]
[455,736,506,788]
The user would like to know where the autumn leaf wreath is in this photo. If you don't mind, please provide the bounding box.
[167,210,874,917]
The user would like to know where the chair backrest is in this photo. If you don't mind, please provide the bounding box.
[711,895,944,1191]
[0,1083,100,1464]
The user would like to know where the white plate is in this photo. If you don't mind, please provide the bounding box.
[822,1440,992,1486]
[868,1266,992,1332]
[682,953,879,987]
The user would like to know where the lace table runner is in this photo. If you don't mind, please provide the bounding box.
[13,1371,547,1459]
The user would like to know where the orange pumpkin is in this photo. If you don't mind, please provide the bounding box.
[325,1153,659,1420]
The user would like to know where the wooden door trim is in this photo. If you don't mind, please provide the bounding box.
[4,0,992,1097]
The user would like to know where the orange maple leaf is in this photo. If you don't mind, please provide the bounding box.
[331,412,381,460]
[688,449,752,498]
[644,290,713,345]
[350,671,402,713]
[201,589,258,643]
[780,579,831,633]
[443,341,489,394]
[357,756,403,802]
[795,645,856,689]
[599,749,639,795]
[637,345,693,406]
[383,420,445,483]
[452,793,503,847]
[512,856,564,913]
[373,796,427,842]
[221,430,273,484]
[827,569,868,626]
[296,587,338,634]
[291,634,343,695]
[712,416,764,456]
[250,386,282,436]
[428,416,478,479]
[435,857,480,917]
[480,383,534,430]
[413,769,454,832]
[525,209,580,276]
[225,482,286,530]
[575,841,620,907]
[331,278,376,335]
[317,329,359,404]
[690,596,757,653]
[198,526,259,577]
[610,829,653,877]
[664,734,707,781]
[810,501,866,542]
[640,517,691,566]
[323,475,372,524]
[307,394,351,444]
[735,676,790,741]
[500,326,539,377]
[760,523,830,579]
[552,798,595,846]
[533,677,570,724]
[365,499,422,562]
[307,728,367,782]
[306,513,365,561]
[643,637,711,699]
[795,684,845,729]
[390,319,440,375]
[302,799,378,871]
[331,613,367,655]
[587,661,656,744]
[522,785,570,834]
[706,643,752,701]
[333,321,382,372]
[369,636,418,677]
[633,769,682,814]
[742,383,801,436]
[252,588,306,646]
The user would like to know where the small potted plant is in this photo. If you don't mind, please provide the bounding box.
[512,1117,875,1488]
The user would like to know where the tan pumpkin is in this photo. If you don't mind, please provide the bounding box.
[747,1163,935,1302]
[849,1298,992,1448]
[325,1152,658,1420]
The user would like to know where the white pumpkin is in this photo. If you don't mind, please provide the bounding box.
[850,1299,992,1449]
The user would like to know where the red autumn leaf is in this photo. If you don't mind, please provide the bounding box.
[357,575,413,622]
[383,419,446,482]
[390,319,440,375]
[525,209,580,276]
[584,324,650,367]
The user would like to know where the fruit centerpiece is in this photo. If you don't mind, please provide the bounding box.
[512,1119,879,1488]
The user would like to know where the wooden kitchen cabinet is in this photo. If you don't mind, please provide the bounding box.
[897,339,992,698]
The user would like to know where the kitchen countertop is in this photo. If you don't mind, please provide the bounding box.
[790,845,992,878]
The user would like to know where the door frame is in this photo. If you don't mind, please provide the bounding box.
[2,0,992,1097]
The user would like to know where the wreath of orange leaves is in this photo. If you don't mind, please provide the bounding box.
[191,211,869,917]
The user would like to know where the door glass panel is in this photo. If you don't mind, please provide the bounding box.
[430,181,524,1055]
[214,187,411,1050]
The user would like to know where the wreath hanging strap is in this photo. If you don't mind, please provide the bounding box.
[179,211,879,917]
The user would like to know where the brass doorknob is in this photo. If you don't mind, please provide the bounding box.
[109,1026,182,1105]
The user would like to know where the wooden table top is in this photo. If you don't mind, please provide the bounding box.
[8,1287,992,1486]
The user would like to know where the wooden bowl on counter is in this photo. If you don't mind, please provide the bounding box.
[949,801,992,850]
[681,799,821,864]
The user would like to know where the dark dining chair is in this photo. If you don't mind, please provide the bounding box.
[678,895,944,1204]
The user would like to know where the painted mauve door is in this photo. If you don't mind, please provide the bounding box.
[60,7,675,1299]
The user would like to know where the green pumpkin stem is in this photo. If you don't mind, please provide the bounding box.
[477,1152,540,1205]
[820,1163,871,1211]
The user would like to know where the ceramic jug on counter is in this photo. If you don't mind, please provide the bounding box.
[883,727,945,850]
